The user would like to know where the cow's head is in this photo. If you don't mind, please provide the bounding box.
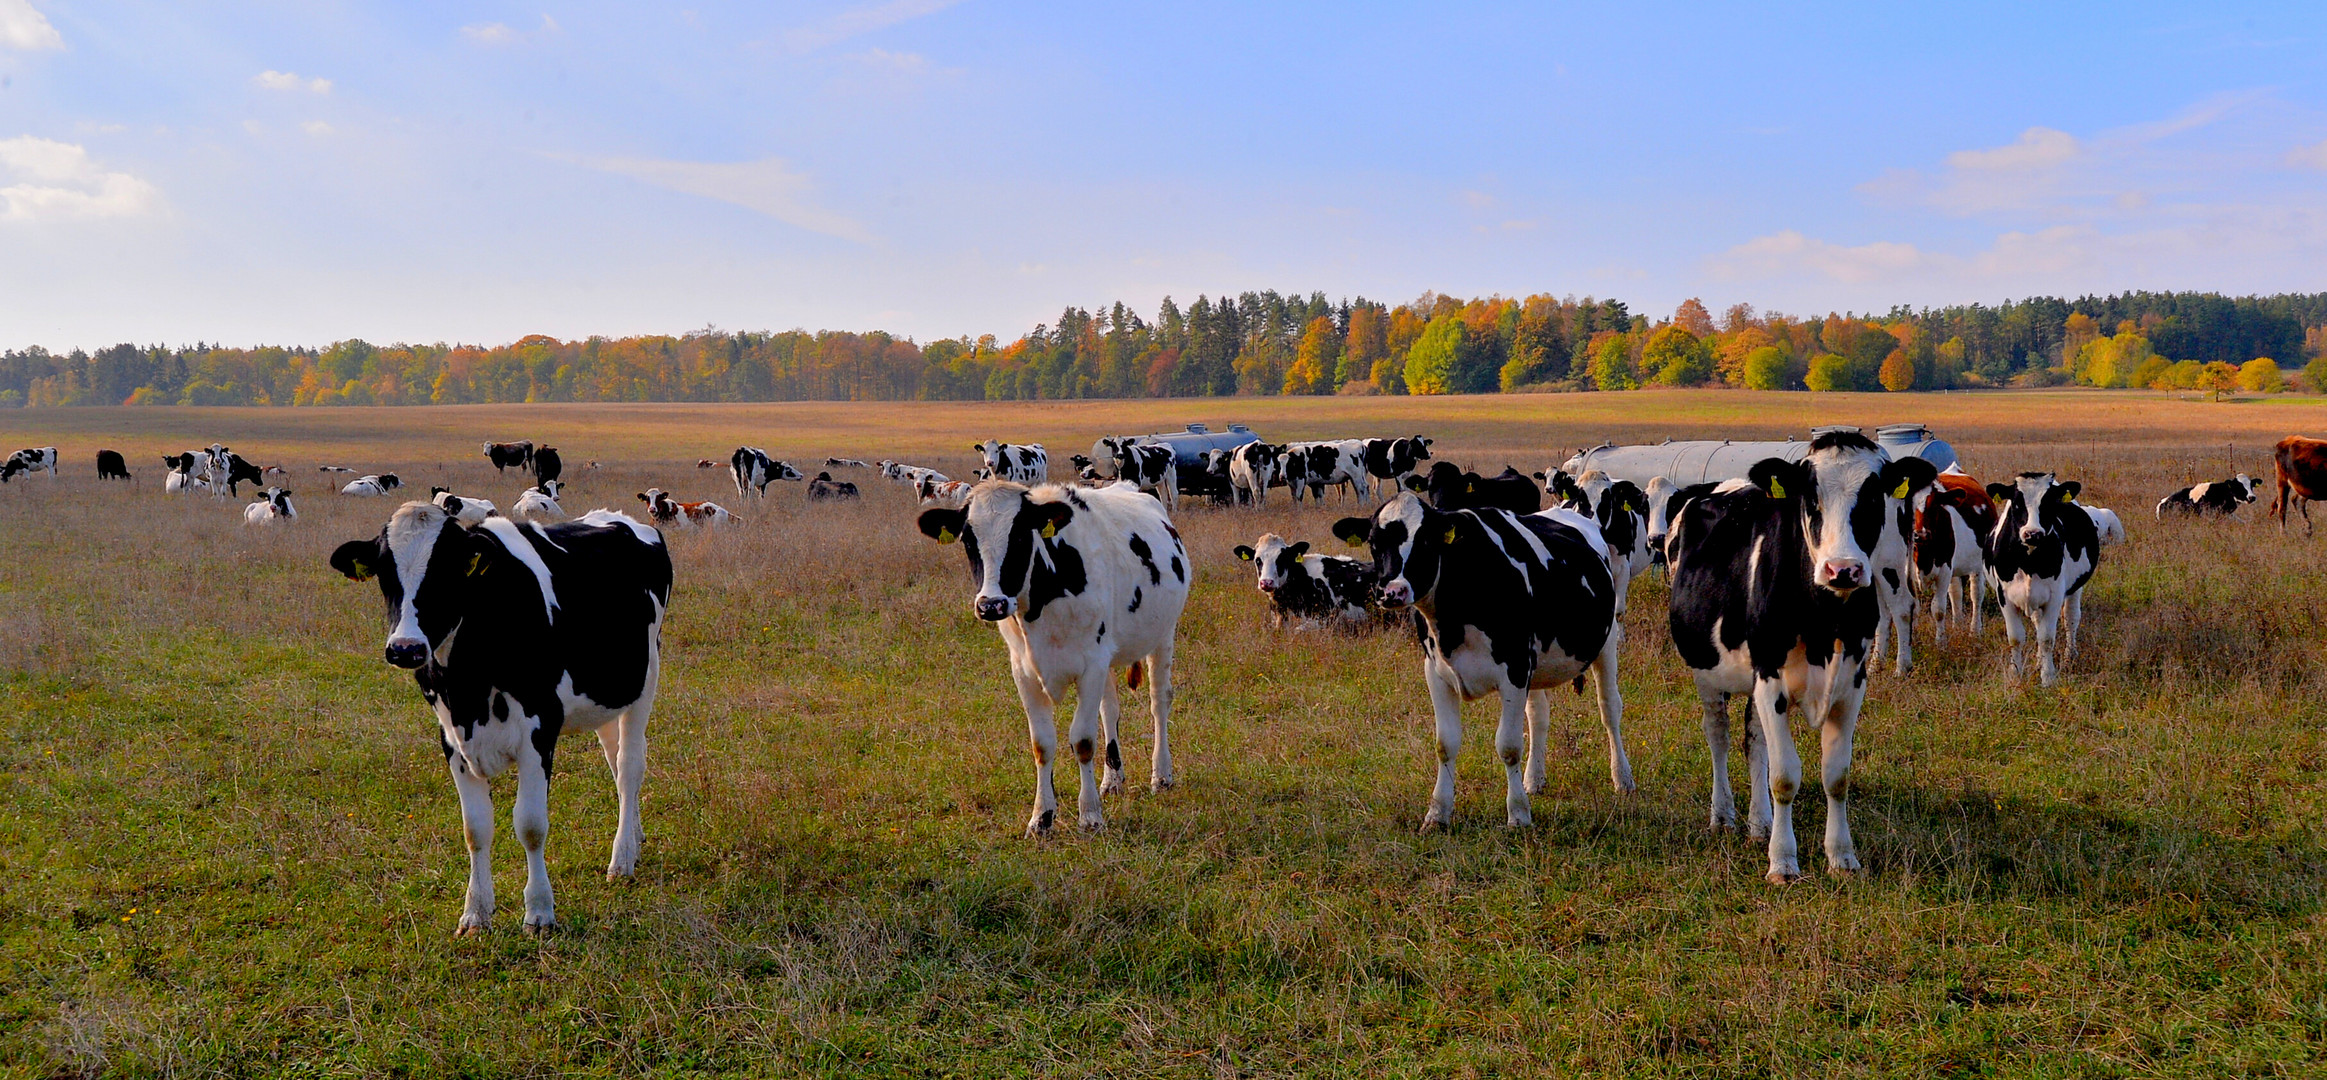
[2234,473,2258,502]
[377,473,401,490]
[770,460,805,482]
[1596,479,1647,527]
[1749,433,1937,595]
[971,440,1008,472]
[1333,491,1457,609]
[1542,469,1590,512]
[918,482,1074,622]
[331,501,493,669]
[1232,533,1309,593]
[536,479,563,499]
[1987,472,2082,548]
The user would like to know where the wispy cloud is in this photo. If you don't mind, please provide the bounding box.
[301,121,334,137]
[0,136,158,222]
[778,0,962,54]
[2286,138,2327,171]
[462,14,559,46]
[846,47,927,73]
[254,69,331,94]
[575,155,870,242]
[0,0,62,51]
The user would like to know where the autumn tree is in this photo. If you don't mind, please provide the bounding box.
[1805,353,1851,392]
[1673,298,1715,337]
[1641,325,1712,386]
[1340,304,1386,389]
[2238,358,2283,393]
[2197,360,2241,401]
[1879,348,1915,391]
[1404,316,1466,395]
[1742,346,1790,390]
[1284,317,1340,395]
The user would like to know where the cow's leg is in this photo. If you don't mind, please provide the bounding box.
[1868,590,1890,668]
[1820,670,1867,876]
[2034,595,2062,687]
[1098,671,1126,796]
[1495,683,1531,828]
[1885,575,1913,676]
[599,705,649,878]
[1698,685,1736,830]
[2000,596,2029,680]
[1750,675,1802,883]
[1742,695,1771,839]
[1009,661,1062,835]
[2062,589,2084,663]
[1927,573,1949,648]
[1522,689,1550,795]
[1590,640,1633,793]
[512,732,556,932]
[1145,646,1175,791]
[1422,663,1463,831]
[1066,669,1107,830]
[449,755,496,935]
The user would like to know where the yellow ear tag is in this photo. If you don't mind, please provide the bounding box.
[1893,478,1912,499]
[1039,522,1058,539]
[936,526,958,545]
[2064,490,2078,503]
[1442,524,1459,544]
[466,553,486,577]
[1767,479,1786,499]
[1344,535,1367,548]
[1992,495,2007,508]
[349,566,373,582]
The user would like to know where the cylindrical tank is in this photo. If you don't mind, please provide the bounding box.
[1561,424,1957,487]
[1097,423,1261,468]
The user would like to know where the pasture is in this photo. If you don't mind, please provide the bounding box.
[3,390,2327,1077]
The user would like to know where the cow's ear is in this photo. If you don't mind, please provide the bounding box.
[1331,517,1372,547]
[1287,541,1310,558]
[440,495,464,516]
[2057,481,2082,503]
[917,507,965,544]
[1531,471,1545,480]
[1984,482,2012,505]
[636,492,650,502]
[1749,458,1805,500]
[1403,475,1426,492]
[1033,500,1073,538]
[1882,457,1938,500]
[330,540,378,581]
[1233,545,1255,562]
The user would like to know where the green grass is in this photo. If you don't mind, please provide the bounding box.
[3,395,2327,1077]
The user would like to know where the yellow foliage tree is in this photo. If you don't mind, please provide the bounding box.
[2238,358,2283,393]
[1879,348,1915,391]
[1283,317,1339,395]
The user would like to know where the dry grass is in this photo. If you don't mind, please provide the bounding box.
[1,390,2326,1077]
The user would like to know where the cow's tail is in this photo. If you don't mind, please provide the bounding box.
[1125,660,1145,691]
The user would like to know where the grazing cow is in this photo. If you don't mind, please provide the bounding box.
[1987,472,2099,687]
[1912,484,1993,645]
[243,487,297,525]
[917,480,1190,833]
[730,446,805,499]
[972,440,1048,484]
[95,449,131,481]
[1331,492,1627,830]
[484,440,534,474]
[530,447,562,485]
[637,488,736,527]
[1666,431,1937,882]
[163,453,210,494]
[330,502,671,934]
[1,446,59,482]
[513,480,567,523]
[1232,533,1379,628]
[1281,440,1372,502]
[1099,439,1179,509]
[917,476,974,507]
[214,451,271,496]
[2083,505,2126,545]
[1360,436,1434,494]
[341,473,403,497]
[807,472,861,500]
[826,457,873,469]
[431,488,500,526]
[1411,461,1542,515]
[2157,474,2258,518]
[1227,442,1283,506]
[2271,436,2327,533]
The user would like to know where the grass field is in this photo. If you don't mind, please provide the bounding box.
[4,389,2327,1077]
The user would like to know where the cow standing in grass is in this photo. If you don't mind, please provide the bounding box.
[332,503,671,934]
[972,441,1048,484]
[731,447,805,499]
[1987,472,2100,687]
[918,481,1189,834]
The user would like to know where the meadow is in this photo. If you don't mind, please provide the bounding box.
[2,389,2326,1078]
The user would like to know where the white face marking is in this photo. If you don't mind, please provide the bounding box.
[1802,445,1886,588]
[1250,533,1292,590]
[2013,474,2058,540]
[384,501,449,645]
[1377,493,1429,599]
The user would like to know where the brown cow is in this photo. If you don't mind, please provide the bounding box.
[2270,436,2327,533]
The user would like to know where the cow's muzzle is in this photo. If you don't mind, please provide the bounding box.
[1817,558,1864,590]
[1378,579,1414,608]
[974,596,1015,622]
[2019,526,2046,544]
[384,636,429,669]
[1257,579,1278,593]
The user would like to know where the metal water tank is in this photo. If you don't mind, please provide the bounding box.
[1104,423,1261,468]
[1561,424,1957,487]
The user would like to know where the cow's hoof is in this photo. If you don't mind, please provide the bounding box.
[523,916,556,936]
[1765,868,1801,885]
[1418,811,1450,834]
[1710,818,1738,833]
[1079,812,1105,832]
[1149,776,1175,793]
[1100,772,1126,796]
[1610,775,1637,795]
[1026,809,1056,837]
[455,914,489,937]
[1827,865,1860,879]
[1504,813,1533,830]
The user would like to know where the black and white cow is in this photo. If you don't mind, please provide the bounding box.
[431,488,500,525]
[243,486,296,525]
[807,472,861,500]
[1,446,58,482]
[341,473,403,497]
[879,460,951,487]
[826,457,873,469]
[917,476,974,507]
[1988,472,2100,687]
[1865,465,1935,678]
[2156,474,2258,518]
[1226,442,1282,506]
[331,502,671,934]
[1099,439,1179,510]
[216,451,271,496]
[163,453,209,494]
[731,446,805,499]
[1361,436,1434,494]
[972,440,1048,484]
[201,444,233,498]
[1666,431,1936,882]
[1280,440,1372,502]
[1232,533,1380,628]
[513,480,567,523]
[96,449,131,481]
[1332,492,1627,830]
[484,440,535,474]
[1183,452,1237,504]
[1412,461,1542,515]
[531,446,563,486]
[917,481,1190,833]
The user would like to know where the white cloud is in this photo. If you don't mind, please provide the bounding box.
[778,0,962,53]
[302,121,334,137]
[2286,138,2327,171]
[0,136,157,222]
[0,0,62,51]
[462,14,559,45]
[1709,230,1931,284]
[254,69,332,94]
[577,156,870,242]
[846,47,926,72]
[1943,126,2080,172]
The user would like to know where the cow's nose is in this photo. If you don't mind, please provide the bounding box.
[1378,580,1413,607]
[1820,559,1863,587]
[974,596,1013,622]
[2019,526,2045,543]
[384,637,428,669]
[1258,579,1277,592]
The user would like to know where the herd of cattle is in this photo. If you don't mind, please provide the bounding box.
[17,427,2327,933]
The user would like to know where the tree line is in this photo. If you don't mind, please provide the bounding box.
[3,289,2322,407]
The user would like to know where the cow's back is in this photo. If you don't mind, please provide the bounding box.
[1029,485,1188,662]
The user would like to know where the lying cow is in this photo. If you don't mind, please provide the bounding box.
[2156,474,2257,518]
[807,472,861,500]
[1,446,58,482]
[1988,472,2100,687]
[1233,533,1380,628]
[826,457,873,469]
[637,488,735,527]
[243,487,297,525]
[513,480,567,523]
[341,473,403,497]
[918,480,1190,833]
[163,453,210,494]
[917,476,974,508]
[96,449,131,481]
[431,488,499,526]
[331,501,672,933]
[731,446,805,499]
[1410,461,1541,515]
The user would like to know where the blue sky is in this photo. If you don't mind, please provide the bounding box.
[1,1,2323,349]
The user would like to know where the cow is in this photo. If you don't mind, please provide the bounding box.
[341,473,403,497]
[695,459,718,469]
[879,460,950,487]
[807,472,861,500]
[163,453,209,494]
[637,488,736,527]
[319,465,356,473]
[917,476,974,508]
[972,440,1048,484]
[826,457,873,469]
[1411,461,1542,515]
[1,446,58,482]
[1865,464,1936,678]
[1911,483,1993,645]
[243,487,297,525]
[530,447,562,485]
[1184,452,1237,505]
[431,488,500,526]
[1099,439,1179,510]
[484,441,534,474]
[2083,505,2127,545]
[214,451,272,496]
[2271,436,2327,533]
[1226,442,1282,507]
[1360,436,1434,494]
[1232,533,1380,628]
[1331,491,1627,830]
[199,444,234,498]
[1280,440,1372,502]
[1987,472,2100,687]
[2157,474,2258,518]
[513,480,567,523]
[1666,431,1938,882]
[730,447,805,499]
[917,480,1190,833]
[330,501,671,934]
[95,450,130,481]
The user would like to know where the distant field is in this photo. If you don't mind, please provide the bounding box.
[4,390,2327,1077]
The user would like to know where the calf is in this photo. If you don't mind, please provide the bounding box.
[2157,474,2258,518]
[1332,492,1626,830]
[243,487,297,525]
[163,453,210,494]
[341,473,403,497]
[1667,431,1936,882]
[1987,472,2100,686]
[637,488,736,526]
[95,449,131,481]
[2084,505,2127,545]
[1226,442,1282,506]
[972,440,1048,484]
[917,481,1190,833]
[1281,440,1371,502]
[826,457,873,469]
[1911,485,1992,645]
[531,447,562,485]
[2272,436,2327,533]
[431,488,500,525]
[917,476,974,508]
[1412,461,1542,515]
[513,480,567,523]
[1232,533,1380,628]
[331,502,671,934]
[216,451,271,496]
[483,440,534,474]
[202,444,233,498]
[807,472,861,500]
[878,460,950,487]
[1103,439,1179,510]
[1360,436,1434,494]
[1,446,58,482]
[731,446,805,499]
